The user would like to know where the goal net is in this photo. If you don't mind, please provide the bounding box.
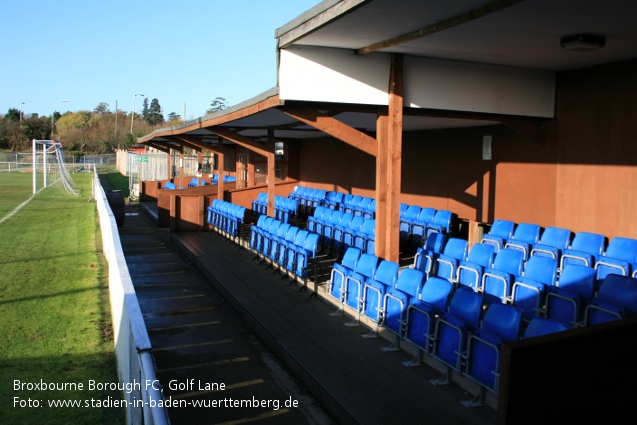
[32,139,80,196]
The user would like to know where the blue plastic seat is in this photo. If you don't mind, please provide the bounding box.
[344,195,363,215]
[530,226,572,261]
[332,213,354,252]
[342,215,365,251]
[481,220,515,253]
[269,223,291,264]
[544,264,595,326]
[249,215,267,251]
[307,206,326,233]
[294,232,321,287]
[584,274,637,325]
[431,287,484,380]
[426,210,455,237]
[355,197,373,217]
[361,260,400,326]
[404,277,453,359]
[187,177,199,187]
[354,218,376,254]
[412,233,447,279]
[510,255,558,321]
[327,247,362,308]
[505,223,541,260]
[560,231,606,270]
[457,243,495,291]
[276,226,300,269]
[339,194,354,212]
[482,249,525,303]
[409,207,436,247]
[362,198,376,219]
[523,317,569,339]
[285,230,309,277]
[343,254,379,319]
[162,182,176,190]
[399,205,421,244]
[462,303,523,403]
[382,268,425,340]
[435,238,469,281]
[261,220,281,257]
[595,236,637,281]
[322,210,344,247]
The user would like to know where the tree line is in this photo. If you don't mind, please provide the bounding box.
[0,97,227,154]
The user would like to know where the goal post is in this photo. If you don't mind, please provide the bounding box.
[32,139,79,196]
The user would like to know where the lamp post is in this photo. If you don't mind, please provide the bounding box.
[20,102,25,124]
[130,93,144,134]
[51,100,68,139]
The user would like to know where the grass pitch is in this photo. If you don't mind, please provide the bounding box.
[0,172,124,424]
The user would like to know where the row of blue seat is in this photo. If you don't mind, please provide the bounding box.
[399,204,457,247]
[288,186,327,213]
[252,193,299,223]
[249,215,320,288]
[326,246,637,406]
[413,233,637,327]
[206,200,246,238]
[307,207,376,254]
[324,193,377,218]
[481,220,637,279]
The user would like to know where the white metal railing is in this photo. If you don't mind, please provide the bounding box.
[92,170,170,425]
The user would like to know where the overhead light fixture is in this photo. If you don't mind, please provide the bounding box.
[560,34,605,52]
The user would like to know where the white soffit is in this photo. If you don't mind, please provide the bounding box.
[279,45,391,105]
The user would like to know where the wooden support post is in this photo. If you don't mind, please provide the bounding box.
[217,143,225,200]
[375,112,389,259]
[179,152,185,189]
[267,129,276,218]
[384,54,404,262]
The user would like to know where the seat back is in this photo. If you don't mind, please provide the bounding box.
[482,303,523,342]
[557,264,596,298]
[394,268,424,298]
[371,260,400,287]
[523,317,569,339]
[361,218,376,236]
[486,220,515,240]
[467,243,495,268]
[354,253,379,280]
[523,255,558,286]
[416,207,436,224]
[448,286,483,329]
[561,231,606,268]
[510,223,541,245]
[597,274,637,316]
[604,237,637,263]
[531,226,572,259]
[429,209,453,234]
[341,247,362,271]
[442,238,468,261]
[403,205,421,221]
[493,248,525,276]
[419,277,453,312]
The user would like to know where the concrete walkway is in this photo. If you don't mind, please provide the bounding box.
[104,189,331,424]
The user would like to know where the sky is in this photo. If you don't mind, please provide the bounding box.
[0,0,320,120]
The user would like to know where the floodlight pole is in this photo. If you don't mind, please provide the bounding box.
[131,93,144,134]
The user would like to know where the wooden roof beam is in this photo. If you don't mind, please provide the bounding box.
[163,136,203,153]
[206,127,270,157]
[174,135,224,154]
[278,105,378,157]
[356,0,525,55]
[145,142,170,154]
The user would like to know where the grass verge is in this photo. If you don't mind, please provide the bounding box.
[0,173,124,424]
